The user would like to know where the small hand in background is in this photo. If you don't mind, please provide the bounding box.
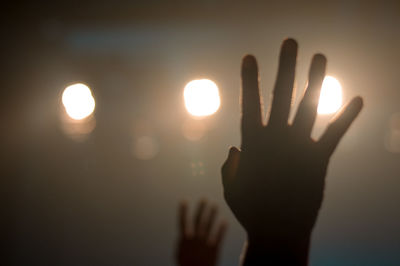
[176,200,227,266]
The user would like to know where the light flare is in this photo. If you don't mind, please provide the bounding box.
[62,83,95,120]
[184,79,221,117]
[317,76,343,115]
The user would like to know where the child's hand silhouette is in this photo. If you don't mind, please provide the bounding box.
[176,200,227,266]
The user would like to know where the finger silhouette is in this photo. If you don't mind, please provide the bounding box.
[194,200,207,236]
[268,38,298,127]
[179,201,188,235]
[204,205,218,239]
[319,96,363,156]
[293,54,326,135]
[241,55,263,136]
[214,221,228,247]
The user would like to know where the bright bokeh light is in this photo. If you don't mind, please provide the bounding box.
[184,79,221,117]
[317,76,343,115]
[62,83,95,120]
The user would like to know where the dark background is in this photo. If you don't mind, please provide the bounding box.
[3,0,400,265]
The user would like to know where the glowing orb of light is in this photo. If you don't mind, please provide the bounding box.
[133,136,159,160]
[184,79,221,117]
[62,83,95,120]
[317,76,343,115]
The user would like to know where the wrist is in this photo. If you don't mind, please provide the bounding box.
[243,234,311,266]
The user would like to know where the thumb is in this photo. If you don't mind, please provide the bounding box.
[221,146,240,187]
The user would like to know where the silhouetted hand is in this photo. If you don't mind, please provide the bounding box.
[176,200,227,266]
[221,39,363,265]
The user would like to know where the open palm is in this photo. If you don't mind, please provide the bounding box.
[176,200,227,266]
[222,39,363,244]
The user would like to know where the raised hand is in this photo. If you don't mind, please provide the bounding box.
[221,39,363,265]
[176,200,227,266]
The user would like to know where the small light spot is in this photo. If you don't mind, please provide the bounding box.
[133,136,159,160]
[385,113,400,153]
[190,161,205,176]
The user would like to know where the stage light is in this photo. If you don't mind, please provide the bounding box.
[317,76,343,115]
[62,83,95,120]
[184,79,220,117]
